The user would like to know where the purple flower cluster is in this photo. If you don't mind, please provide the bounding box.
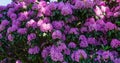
[27,33,36,42]
[28,46,40,54]
[95,50,115,62]
[84,18,117,32]
[41,42,87,62]
[52,21,64,30]
[50,45,64,62]
[71,49,87,62]
[52,30,62,39]
[68,42,76,48]
[111,39,120,48]
[0,0,120,63]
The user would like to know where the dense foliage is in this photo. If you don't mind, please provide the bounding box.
[0,0,120,63]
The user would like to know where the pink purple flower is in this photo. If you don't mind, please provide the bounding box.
[16,60,22,63]
[58,2,64,10]
[28,46,40,54]
[8,34,14,42]
[32,3,40,10]
[68,42,76,48]
[52,21,64,30]
[50,45,63,62]
[69,28,79,34]
[117,0,120,3]
[105,22,117,31]
[17,28,27,35]
[27,33,36,41]
[87,37,97,45]
[61,4,72,16]
[74,0,84,9]
[1,20,9,26]
[114,58,120,63]
[41,6,52,16]
[26,19,37,28]
[71,49,87,62]
[40,23,53,32]
[48,2,57,10]
[79,40,88,48]
[41,46,51,59]
[111,39,120,48]
[52,30,62,39]
[57,42,67,52]
[102,51,114,61]
[0,25,5,32]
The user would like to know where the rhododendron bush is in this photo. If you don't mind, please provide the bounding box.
[1,0,120,63]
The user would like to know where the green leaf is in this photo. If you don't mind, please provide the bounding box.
[0,47,5,53]
[116,21,120,26]
[117,47,120,51]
